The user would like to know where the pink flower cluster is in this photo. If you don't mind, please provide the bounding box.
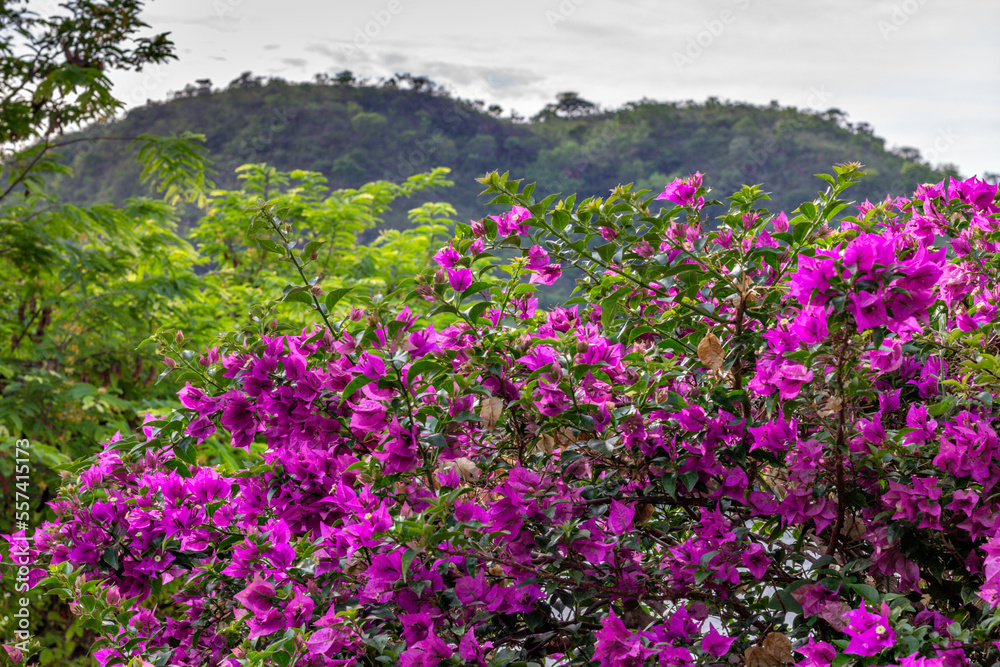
[16,173,1000,667]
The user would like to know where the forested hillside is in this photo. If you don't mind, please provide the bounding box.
[52,71,958,228]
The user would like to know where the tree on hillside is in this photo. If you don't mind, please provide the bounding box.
[534,91,599,120]
[0,0,175,202]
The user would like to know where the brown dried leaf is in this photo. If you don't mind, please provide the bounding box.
[443,457,481,483]
[697,331,725,373]
[744,633,792,667]
[762,632,792,664]
[745,646,772,667]
[635,503,655,525]
[536,434,556,455]
[818,395,843,417]
[480,396,504,429]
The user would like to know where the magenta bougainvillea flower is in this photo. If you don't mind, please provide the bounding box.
[842,602,895,656]
[594,611,654,666]
[447,267,473,292]
[26,175,1000,667]
[655,173,705,210]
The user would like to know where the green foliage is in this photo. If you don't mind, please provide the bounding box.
[46,77,959,231]
[0,0,175,203]
[186,163,455,339]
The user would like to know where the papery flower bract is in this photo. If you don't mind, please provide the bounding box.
[352,351,386,380]
[700,624,734,657]
[772,211,789,232]
[774,363,813,399]
[374,418,420,474]
[848,291,889,332]
[655,172,705,210]
[594,611,653,666]
[529,263,563,285]
[794,638,837,667]
[740,543,770,579]
[234,576,275,618]
[448,267,473,292]
[526,245,549,269]
[220,394,259,450]
[433,242,461,269]
[607,500,635,535]
[349,399,388,435]
[842,601,895,656]
[790,304,830,344]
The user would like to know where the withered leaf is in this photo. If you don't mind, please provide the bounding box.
[762,632,792,664]
[479,396,504,429]
[635,503,655,525]
[536,434,556,455]
[744,633,792,667]
[697,330,725,373]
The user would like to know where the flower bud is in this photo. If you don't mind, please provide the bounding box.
[105,586,122,606]
[174,330,184,345]
[349,306,364,322]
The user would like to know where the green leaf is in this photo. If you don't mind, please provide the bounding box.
[847,582,881,604]
[255,238,284,254]
[407,357,444,385]
[601,285,632,330]
[340,375,372,405]
[284,290,315,306]
[400,548,420,583]
[325,287,354,311]
[303,240,325,256]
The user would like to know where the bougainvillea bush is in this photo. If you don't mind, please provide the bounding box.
[8,165,1000,666]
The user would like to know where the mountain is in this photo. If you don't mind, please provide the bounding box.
[50,72,959,228]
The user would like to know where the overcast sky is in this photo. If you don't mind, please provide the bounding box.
[92,0,999,179]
